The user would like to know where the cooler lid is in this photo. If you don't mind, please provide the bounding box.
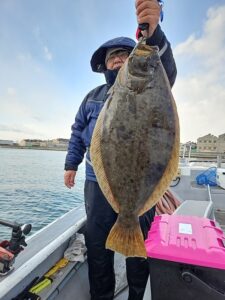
[145,214,225,270]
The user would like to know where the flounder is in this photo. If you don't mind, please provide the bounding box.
[90,42,180,257]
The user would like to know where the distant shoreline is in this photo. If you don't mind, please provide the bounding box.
[1,145,224,161]
[0,145,67,151]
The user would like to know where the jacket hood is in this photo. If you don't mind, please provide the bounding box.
[90,37,136,73]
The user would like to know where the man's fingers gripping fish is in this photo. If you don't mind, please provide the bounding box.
[90,42,180,257]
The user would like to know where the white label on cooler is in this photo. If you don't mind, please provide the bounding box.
[179,223,193,234]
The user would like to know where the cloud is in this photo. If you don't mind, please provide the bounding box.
[33,26,53,61]
[0,124,24,133]
[17,53,32,63]
[0,53,77,141]
[0,123,48,141]
[43,46,53,61]
[173,4,225,143]
[7,87,16,96]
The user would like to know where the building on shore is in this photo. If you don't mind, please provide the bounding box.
[0,140,15,146]
[180,141,197,156]
[197,134,217,152]
[18,138,69,149]
[19,139,42,147]
[217,134,225,153]
[50,138,69,148]
[197,133,225,153]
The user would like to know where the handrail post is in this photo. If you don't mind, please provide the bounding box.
[217,154,222,168]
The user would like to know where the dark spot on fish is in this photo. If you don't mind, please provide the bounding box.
[156,163,164,173]
[121,125,126,131]
[144,162,166,188]
[129,130,134,136]
[128,100,136,114]
[117,126,131,140]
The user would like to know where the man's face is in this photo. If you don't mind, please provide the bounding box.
[106,50,129,70]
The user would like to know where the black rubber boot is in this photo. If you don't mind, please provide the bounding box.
[84,180,117,300]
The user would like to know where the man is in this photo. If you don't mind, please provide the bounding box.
[64,1,177,299]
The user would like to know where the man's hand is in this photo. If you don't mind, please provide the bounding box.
[135,0,161,37]
[64,170,76,189]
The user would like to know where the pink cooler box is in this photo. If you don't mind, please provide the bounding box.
[145,214,225,300]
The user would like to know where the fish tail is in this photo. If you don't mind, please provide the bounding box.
[106,217,146,258]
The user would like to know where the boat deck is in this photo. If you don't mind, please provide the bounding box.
[53,259,152,300]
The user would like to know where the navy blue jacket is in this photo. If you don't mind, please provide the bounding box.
[65,26,177,181]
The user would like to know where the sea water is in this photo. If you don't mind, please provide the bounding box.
[0,148,85,239]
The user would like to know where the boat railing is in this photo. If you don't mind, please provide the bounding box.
[203,185,214,219]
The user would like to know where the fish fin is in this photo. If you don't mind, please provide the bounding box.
[90,104,119,213]
[139,93,180,216]
[106,219,146,258]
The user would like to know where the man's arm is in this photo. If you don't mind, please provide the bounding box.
[135,0,177,87]
[146,25,177,87]
[64,97,88,188]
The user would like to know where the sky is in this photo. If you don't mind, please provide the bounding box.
[0,0,224,143]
